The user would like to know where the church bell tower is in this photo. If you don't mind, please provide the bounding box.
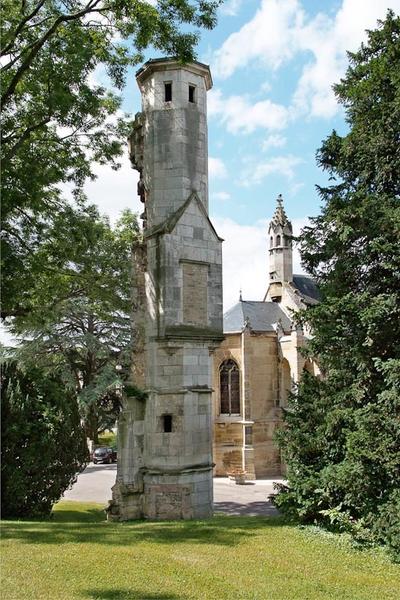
[268,194,293,302]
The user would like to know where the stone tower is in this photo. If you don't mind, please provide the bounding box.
[109,58,223,521]
[268,194,293,302]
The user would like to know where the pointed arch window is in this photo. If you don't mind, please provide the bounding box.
[220,359,240,415]
[276,234,281,246]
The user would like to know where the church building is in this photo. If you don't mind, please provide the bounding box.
[212,195,320,479]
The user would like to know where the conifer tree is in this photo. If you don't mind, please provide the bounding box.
[275,11,400,559]
[1,359,88,518]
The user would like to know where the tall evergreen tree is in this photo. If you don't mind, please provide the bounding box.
[275,11,400,559]
[1,359,88,518]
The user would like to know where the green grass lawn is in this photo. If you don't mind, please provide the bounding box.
[1,501,399,600]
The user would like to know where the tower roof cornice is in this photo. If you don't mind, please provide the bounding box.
[136,57,213,90]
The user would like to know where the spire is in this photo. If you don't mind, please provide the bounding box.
[267,193,293,287]
[271,194,291,229]
[239,289,243,302]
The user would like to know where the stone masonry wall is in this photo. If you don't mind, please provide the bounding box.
[212,331,284,478]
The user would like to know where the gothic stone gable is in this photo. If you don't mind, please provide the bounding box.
[145,192,223,342]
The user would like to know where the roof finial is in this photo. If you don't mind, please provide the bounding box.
[239,289,243,302]
[277,193,283,207]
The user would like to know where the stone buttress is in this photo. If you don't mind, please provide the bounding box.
[109,58,223,520]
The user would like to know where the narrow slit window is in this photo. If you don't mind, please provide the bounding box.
[164,82,172,102]
[189,85,195,103]
[245,426,253,446]
[163,414,172,433]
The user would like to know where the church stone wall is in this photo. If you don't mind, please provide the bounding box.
[212,334,244,475]
[212,330,284,478]
[242,333,282,478]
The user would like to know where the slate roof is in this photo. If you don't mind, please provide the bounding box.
[224,300,292,334]
[292,274,320,305]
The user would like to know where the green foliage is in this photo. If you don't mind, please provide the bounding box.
[1,360,88,518]
[98,432,117,449]
[275,11,400,559]
[124,382,148,401]
[7,207,141,442]
[0,0,221,319]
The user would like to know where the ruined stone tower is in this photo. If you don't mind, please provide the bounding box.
[109,58,223,520]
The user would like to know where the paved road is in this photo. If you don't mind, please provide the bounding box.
[63,464,283,516]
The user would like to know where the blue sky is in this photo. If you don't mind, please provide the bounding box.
[86,0,400,309]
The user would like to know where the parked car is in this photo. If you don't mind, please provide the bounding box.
[93,446,117,464]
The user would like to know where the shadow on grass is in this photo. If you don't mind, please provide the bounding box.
[0,502,107,524]
[214,500,279,516]
[52,506,107,523]
[1,509,291,549]
[81,590,182,600]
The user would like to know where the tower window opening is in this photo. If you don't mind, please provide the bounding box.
[220,359,240,415]
[163,414,173,433]
[164,82,172,102]
[189,85,196,103]
[276,234,281,246]
[270,236,273,247]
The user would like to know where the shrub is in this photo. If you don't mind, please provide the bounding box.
[1,360,88,518]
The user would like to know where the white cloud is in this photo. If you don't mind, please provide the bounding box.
[212,0,400,119]
[220,0,243,17]
[212,191,231,201]
[213,215,307,311]
[240,155,303,186]
[262,134,287,151]
[289,181,305,197]
[294,0,400,117]
[209,156,228,178]
[214,217,269,310]
[84,154,142,223]
[208,89,288,134]
[212,0,303,78]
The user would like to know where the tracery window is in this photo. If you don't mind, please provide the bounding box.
[220,359,240,415]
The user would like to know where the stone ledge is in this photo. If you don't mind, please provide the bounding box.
[145,462,214,476]
[163,324,224,342]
